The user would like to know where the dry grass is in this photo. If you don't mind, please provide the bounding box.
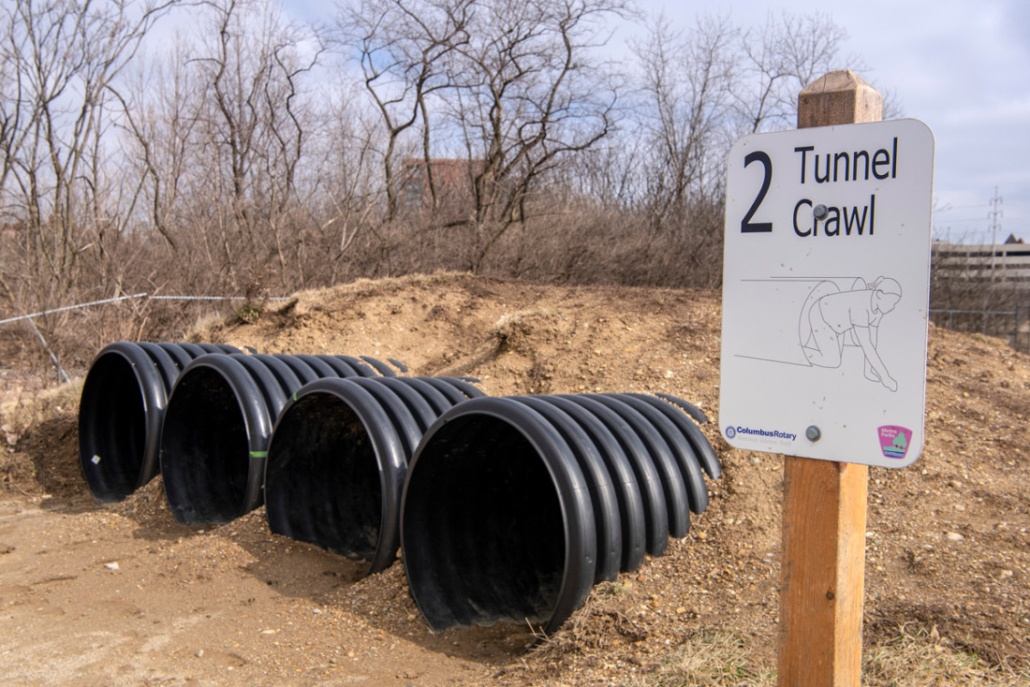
[0,378,81,445]
[863,624,1030,686]
[628,624,1029,687]
[0,379,82,497]
[630,630,773,687]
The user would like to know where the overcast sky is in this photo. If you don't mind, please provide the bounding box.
[634,0,1030,244]
[287,0,1030,244]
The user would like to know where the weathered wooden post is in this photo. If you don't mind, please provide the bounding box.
[777,70,882,687]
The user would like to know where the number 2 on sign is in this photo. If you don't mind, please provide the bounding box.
[741,151,772,233]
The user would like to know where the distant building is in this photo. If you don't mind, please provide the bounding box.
[400,158,485,213]
[933,237,1030,285]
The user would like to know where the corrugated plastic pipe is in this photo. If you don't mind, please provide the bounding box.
[78,342,240,502]
[159,353,396,525]
[264,376,484,574]
[400,393,720,634]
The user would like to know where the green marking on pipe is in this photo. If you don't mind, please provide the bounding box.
[250,451,268,459]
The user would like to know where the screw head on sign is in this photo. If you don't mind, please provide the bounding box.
[805,425,821,442]
[813,204,829,220]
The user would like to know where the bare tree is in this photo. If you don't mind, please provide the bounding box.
[338,0,472,219]
[112,41,198,254]
[0,0,176,313]
[633,13,735,230]
[446,0,628,270]
[295,77,386,284]
[732,11,858,134]
[0,0,915,381]
[156,0,323,291]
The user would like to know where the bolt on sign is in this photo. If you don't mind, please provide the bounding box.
[719,119,935,468]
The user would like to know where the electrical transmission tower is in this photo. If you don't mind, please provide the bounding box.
[988,186,1003,277]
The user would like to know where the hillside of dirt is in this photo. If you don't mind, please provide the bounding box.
[1,272,1028,686]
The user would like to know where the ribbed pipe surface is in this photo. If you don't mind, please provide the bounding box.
[264,376,484,574]
[400,393,720,634]
[159,353,395,525]
[78,342,239,502]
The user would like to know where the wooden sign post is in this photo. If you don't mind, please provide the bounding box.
[777,71,883,687]
[720,67,933,683]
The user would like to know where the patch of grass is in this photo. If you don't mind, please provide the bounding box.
[188,312,227,338]
[863,624,1029,686]
[632,630,773,687]
[232,303,264,324]
[630,624,1029,687]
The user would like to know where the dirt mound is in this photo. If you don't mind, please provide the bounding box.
[1,382,92,506]
[0,273,1027,685]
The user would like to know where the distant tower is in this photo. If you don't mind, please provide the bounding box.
[988,186,1003,278]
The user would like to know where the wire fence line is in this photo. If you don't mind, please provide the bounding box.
[0,293,290,327]
[1,292,291,383]
[930,306,1029,354]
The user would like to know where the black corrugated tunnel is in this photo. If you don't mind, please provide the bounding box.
[78,342,239,502]
[264,376,483,575]
[160,353,396,525]
[401,397,598,634]
[401,393,720,634]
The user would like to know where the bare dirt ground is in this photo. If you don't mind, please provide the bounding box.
[0,273,1028,686]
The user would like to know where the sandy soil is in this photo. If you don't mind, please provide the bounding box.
[0,273,1027,686]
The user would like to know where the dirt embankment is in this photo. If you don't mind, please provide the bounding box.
[0,273,1027,686]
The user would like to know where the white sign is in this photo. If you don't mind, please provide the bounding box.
[719,119,935,468]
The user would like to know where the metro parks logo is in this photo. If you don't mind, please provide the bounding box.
[878,425,913,459]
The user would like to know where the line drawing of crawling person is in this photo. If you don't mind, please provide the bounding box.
[799,276,903,392]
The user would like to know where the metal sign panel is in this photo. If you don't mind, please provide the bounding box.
[719,119,935,468]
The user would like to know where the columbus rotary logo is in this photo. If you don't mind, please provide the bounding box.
[724,425,797,442]
[878,425,913,459]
